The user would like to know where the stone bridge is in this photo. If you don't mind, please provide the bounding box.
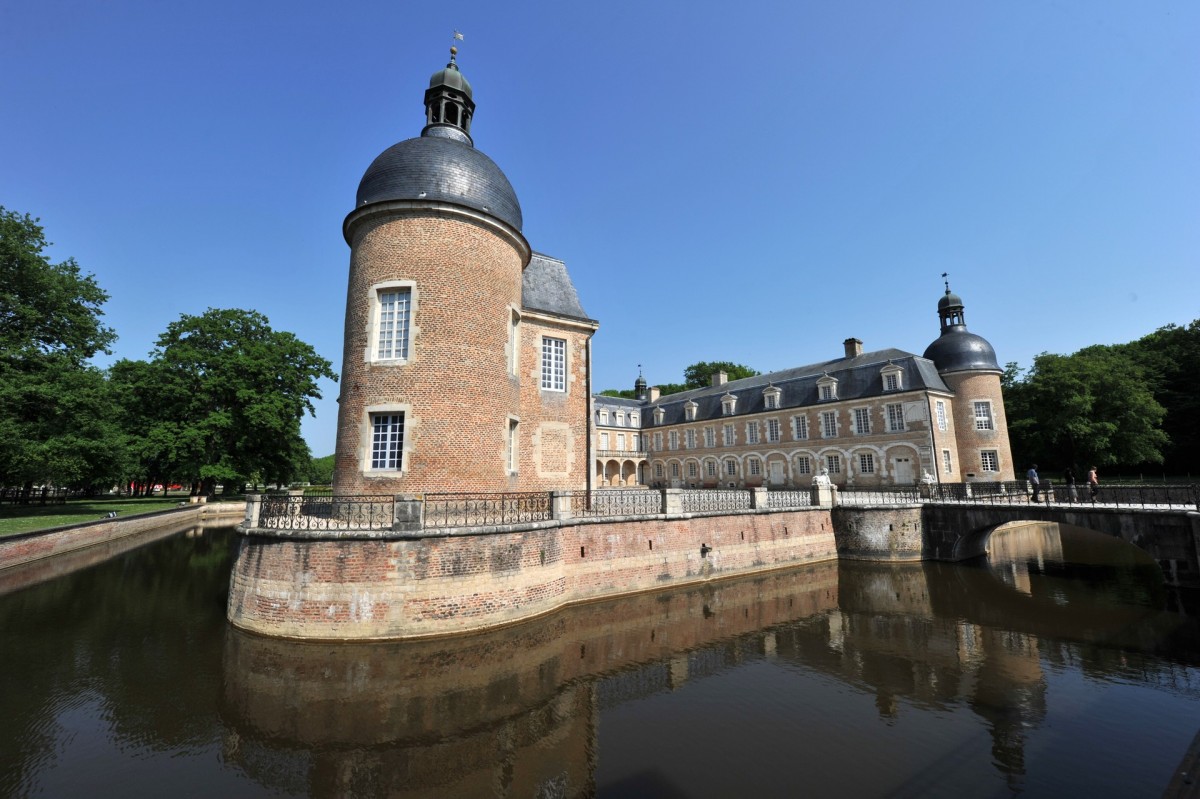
[831,500,1200,586]
[922,503,1200,586]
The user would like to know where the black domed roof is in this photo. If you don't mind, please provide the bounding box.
[355,135,523,231]
[923,328,1000,373]
[429,63,472,98]
[938,291,963,311]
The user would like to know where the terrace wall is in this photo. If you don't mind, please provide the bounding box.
[226,506,838,640]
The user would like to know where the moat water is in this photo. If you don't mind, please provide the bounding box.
[1,521,1199,798]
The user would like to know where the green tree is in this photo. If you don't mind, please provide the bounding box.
[0,207,115,365]
[1003,347,1167,471]
[307,454,335,485]
[682,361,759,390]
[1119,320,1200,473]
[0,208,124,494]
[147,308,337,494]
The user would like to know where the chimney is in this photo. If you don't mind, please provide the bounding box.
[711,371,728,387]
[649,386,661,402]
[843,338,863,358]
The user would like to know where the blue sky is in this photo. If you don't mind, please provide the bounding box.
[3,1,1197,456]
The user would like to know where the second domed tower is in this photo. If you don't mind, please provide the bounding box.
[923,281,1015,481]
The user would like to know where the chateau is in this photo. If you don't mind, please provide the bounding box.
[332,48,1015,496]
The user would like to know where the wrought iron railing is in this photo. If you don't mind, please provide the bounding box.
[257,494,395,531]
[680,489,752,513]
[595,449,648,459]
[570,489,662,517]
[766,490,812,509]
[423,492,553,528]
[838,485,923,505]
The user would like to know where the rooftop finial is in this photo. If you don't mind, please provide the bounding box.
[942,272,951,294]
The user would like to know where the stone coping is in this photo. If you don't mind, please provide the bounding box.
[3,500,245,542]
[239,505,833,541]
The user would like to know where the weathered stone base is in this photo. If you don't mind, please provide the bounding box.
[227,508,838,640]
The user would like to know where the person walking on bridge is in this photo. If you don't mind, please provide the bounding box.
[1087,466,1099,500]
[1027,464,1041,503]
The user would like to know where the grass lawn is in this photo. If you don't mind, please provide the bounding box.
[0,496,211,537]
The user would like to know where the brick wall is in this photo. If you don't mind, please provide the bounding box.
[333,210,526,494]
[226,507,838,640]
[943,371,1016,481]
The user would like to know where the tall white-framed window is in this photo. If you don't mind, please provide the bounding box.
[853,408,871,435]
[655,463,664,478]
[725,458,738,476]
[704,427,716,448]
[370,413,405,470]
[671,462,680,478]
[685,429,696,449]
[668,430,679,450]
[821,411,838,438]
[942,449,953,474]
[766,418,781,442]
[859,453,875,474]
[794,415,809,440]
[630,413,639,426]
[980,449,999,472]
[826,454,841,474]
[617,433,626,451]
[974,401,994,431]
[706,460,717,477]
[935,400,948,432]
[507,418,519,474]
[748,457,762,476]
[795,456,811,475]
[653,432,662,450]
[541,337,566,391]
[688,461,698,478]
[369,284,413,362]
[600,432,609,450]
[723,424,735,446]
[631,433,640,451]
[746,422,760,444]
[615,411,625,426]
[887,403,905,432]
[599,410,609,425]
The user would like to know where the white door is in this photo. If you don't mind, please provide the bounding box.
[893,457,914,485]
[769,461,785,486]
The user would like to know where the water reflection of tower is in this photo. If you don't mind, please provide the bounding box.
[968,628,1048,786]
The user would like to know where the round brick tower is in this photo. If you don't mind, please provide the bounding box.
[923,280,1016,481]
[333,47,531,494]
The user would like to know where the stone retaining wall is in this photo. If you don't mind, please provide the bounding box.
[0,502,245,571]
[227,507,839,640]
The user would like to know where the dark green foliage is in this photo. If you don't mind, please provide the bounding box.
[682,361,759,390]
[0,209,124,490]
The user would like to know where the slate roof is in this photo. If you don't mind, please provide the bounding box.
[594,349,952,429]
[522,253,592,322]
[355,135,523,232]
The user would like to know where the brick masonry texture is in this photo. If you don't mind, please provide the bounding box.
[226,507,838,639]
[943,371,1016,480]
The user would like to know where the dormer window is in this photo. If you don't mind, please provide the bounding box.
[817,375,838,401]
[684,401,699,421]
[721,393,737,416]
[881,364,904,392]
[763,385,782,410]
[630,413,639,427]
[615,411,625,425]
[599,410,609,425]
[653,406,665,425]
